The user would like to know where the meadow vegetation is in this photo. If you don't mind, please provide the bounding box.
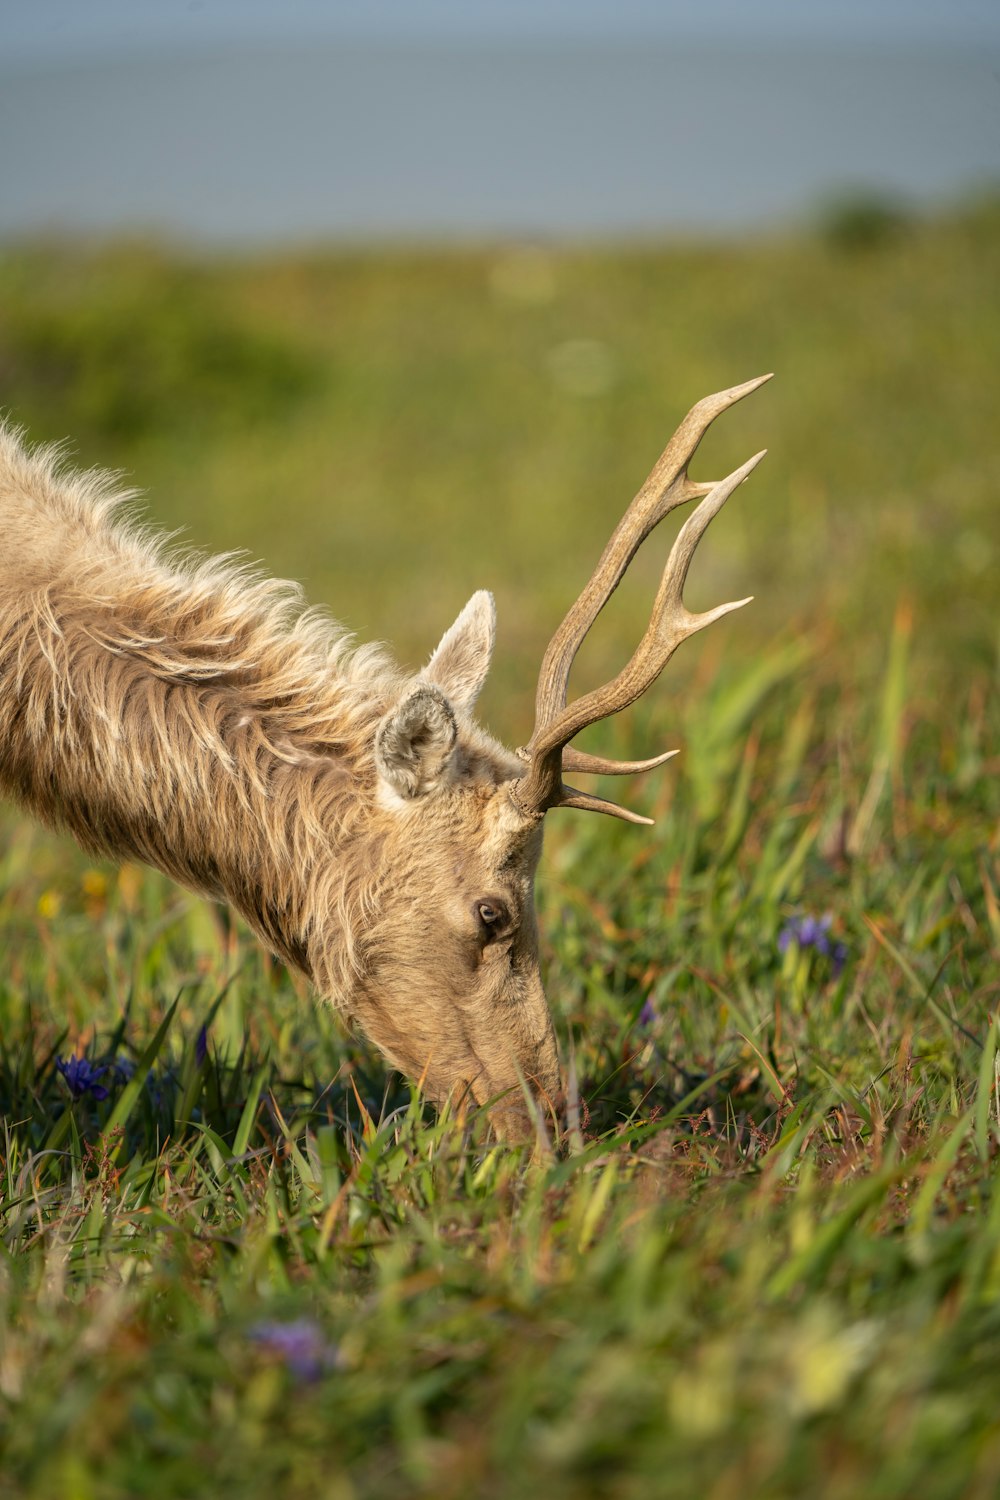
[0,198,998,1497]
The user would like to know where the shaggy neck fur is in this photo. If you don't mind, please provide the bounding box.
[0,425,412,980]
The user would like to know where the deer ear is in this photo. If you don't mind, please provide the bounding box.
[375,686,457,801]
[423,590,495,713]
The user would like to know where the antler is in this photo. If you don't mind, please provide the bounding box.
[512,374,772,824]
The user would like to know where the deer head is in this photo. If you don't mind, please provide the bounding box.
[329,375,770,1140]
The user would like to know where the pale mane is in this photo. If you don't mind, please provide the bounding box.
[0,422,408,989]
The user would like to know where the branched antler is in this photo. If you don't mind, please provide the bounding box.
[513,373,772,823]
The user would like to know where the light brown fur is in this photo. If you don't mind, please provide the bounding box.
[0,425,559,1136]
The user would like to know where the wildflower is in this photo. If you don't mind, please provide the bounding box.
[195,1024,209,1066]
[637,999,657,1029]
[249,1319,340,1383]
[111,1055,136,1084]
[37,889,62,921]
[778,914,848,974]
[55,1055,110,1101]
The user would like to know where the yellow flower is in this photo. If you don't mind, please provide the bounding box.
[37,890,62,920]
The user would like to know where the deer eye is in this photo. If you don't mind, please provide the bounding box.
[475,899,508,933]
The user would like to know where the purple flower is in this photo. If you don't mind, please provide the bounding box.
[195,1025,209,1066]
[249,1319,340,1383]
[55,1055,110,1101]
[637,999,657,1029]
[778,914,848,975]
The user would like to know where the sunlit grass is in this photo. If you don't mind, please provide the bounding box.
[1,204,999,1496]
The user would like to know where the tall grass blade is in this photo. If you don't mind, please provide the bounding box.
[103,995,181,1159]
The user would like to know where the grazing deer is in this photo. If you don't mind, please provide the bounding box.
[0,375,769,1138]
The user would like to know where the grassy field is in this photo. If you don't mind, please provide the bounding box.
[1,199,998,1497]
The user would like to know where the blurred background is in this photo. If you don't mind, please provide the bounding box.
[1,0,998,744]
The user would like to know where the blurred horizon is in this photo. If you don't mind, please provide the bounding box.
[6,0,1000,60]
[4,43,998,247]
[2,1,998,245]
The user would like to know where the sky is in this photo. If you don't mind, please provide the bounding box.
[4,0,1000,57]
[2,1,998,243]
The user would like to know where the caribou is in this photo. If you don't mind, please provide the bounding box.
[0,375,769,1137]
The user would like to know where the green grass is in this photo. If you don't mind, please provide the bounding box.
[1,202,999,1497]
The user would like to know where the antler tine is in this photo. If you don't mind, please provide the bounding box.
[513,376,771,820]
[530,372,772,736]
[560,745,679,777]
[555,787,655,826]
